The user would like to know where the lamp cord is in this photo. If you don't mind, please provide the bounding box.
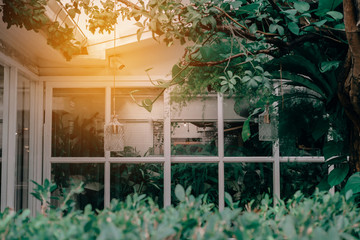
[112,4,117,118]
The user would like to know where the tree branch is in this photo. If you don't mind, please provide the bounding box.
[117,0,141,10]
[187,49,277,67]
[267,0,282,13]
[215,6,278,36]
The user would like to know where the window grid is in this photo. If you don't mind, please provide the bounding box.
[45,84,326,211]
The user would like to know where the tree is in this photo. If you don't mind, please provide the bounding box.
[1,0,360,174]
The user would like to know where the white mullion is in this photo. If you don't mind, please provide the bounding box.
[50,159,106,163]
[6,67,18,210]
[34,81,44,213]
[1,66,10,211]
[109,159,165,164]
[218,93,224,211]
[328,165,335,194]
[104,86,111,208]
[163,89,171,207]
[273,139,280,205]
[224,157,274,163]
[279,156,324,162]
[171,156,219,163]
[43,84,53,184]
[28,80,38,214]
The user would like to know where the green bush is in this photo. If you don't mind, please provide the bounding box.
[1,182,360,239]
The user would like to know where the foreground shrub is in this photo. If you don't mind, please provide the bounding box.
[1,184,360,239]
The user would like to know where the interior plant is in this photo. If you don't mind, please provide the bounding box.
[52,111,104,157]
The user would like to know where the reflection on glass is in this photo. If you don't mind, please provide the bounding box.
[224,121,271,156]
[223,97,271,157]
[171,96,218,156]
[279,99,325,156]
[52,88,105,157]
[225,163,272,208]
[51,163,104,210]
[171,163,218,205]
[0,66,3,207]
[171,121,217,156]
[111,88,164,157]
[110,163,163,207]
[280,163,327,200]
[15,73,30,211]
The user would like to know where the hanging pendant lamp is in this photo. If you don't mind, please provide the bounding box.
[259,104,278,141]
[104,114,125,151]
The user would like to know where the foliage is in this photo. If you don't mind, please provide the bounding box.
[1,0,83,60]
[51,163,104,210]
[52,111,104,157]
[1,181,360,239]
[110,163,164,207]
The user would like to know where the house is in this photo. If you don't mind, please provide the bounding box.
[0,0,327,213]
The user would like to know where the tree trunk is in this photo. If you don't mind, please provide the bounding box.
[342,0,360,173]
[349,123,360,172]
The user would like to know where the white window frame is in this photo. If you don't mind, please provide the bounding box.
[43,77,328,212]
[0,52,41,212]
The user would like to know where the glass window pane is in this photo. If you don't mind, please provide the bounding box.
[171,163,218,205]
[111,88,164,157]
[52,88,105,157]
[224,98,271,156]
[110,163,163,207]
[51,163,104,210]
[280,163,328,200]
[15,73,30,211]
[279,99,325,156]
[225,163,273,208]
[171,97,218,156]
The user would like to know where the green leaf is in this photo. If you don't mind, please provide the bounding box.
[268,55,333,97]
[172,64,184,83]
[199,46,213,60]
[134,22,143,28]
[241,118,251,142]
[345,172,360,194]
[313,19,327,27]
[50,183,57,192]
[271,71,327,99]
[230,1,243,9]
[328,164,349,187]
[158,13,168,24]
[68,8,77,18]
[325,155,347,165]
[277,25,284,35]
[317,177,331,191]
[320,61,340,73]
[137,28,144,42]
[312,227,327,239]
[282,216,296,238]
[327,11,343,20]
[334,23,345,30]
[224,192,233,207]
[294,1,310,13]
[175,184,185,201]
[312,118,329,140]
[318,0,343,11]
[269,24,277,33]
[142,99,153,112]
[288,22,300,35]
[237,3,260,13]
[323,141,343,160]
[220,85,229,93]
